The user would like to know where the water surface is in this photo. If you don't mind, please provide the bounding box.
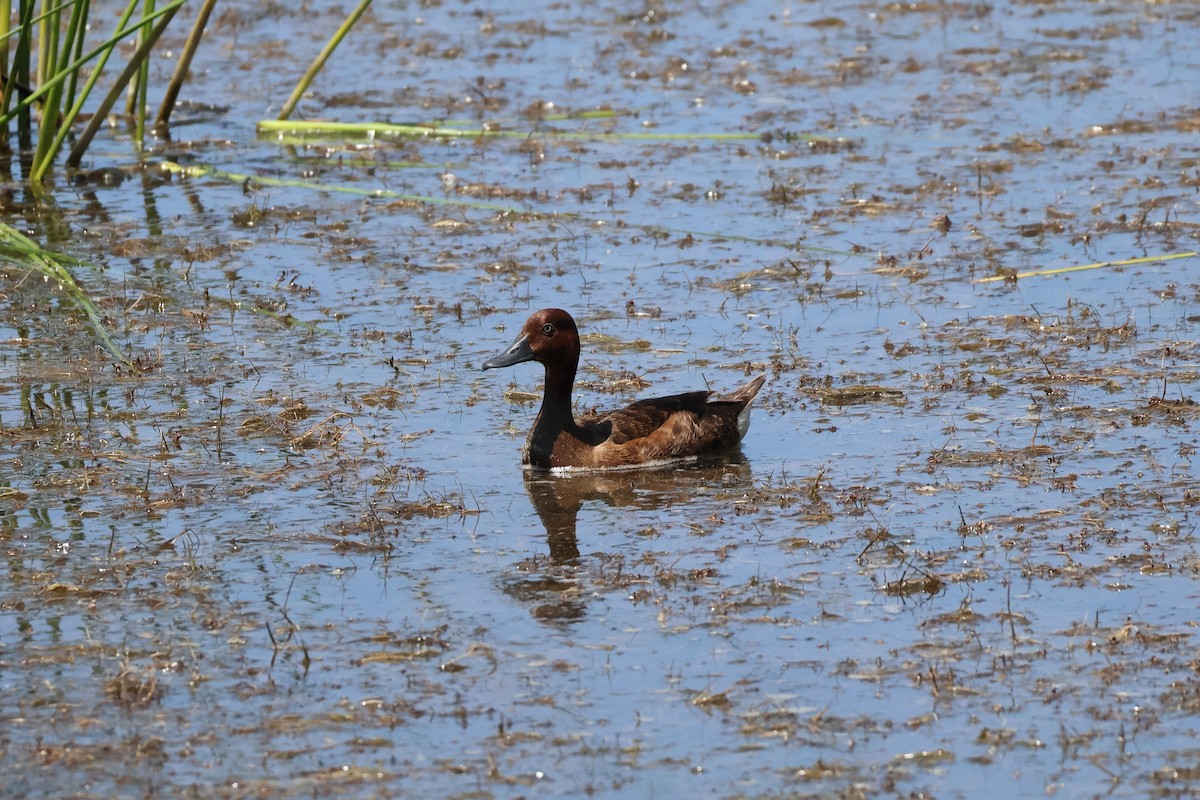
[2,0,1200,797]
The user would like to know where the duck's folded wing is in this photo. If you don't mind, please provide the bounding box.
[596,391,712,444]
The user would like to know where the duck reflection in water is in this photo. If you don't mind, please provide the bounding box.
[484,308,766,622]
[501,454,754,624]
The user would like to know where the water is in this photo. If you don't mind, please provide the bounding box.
[2,0,1200,797]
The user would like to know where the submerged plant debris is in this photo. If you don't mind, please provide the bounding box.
[2,0,1200,798]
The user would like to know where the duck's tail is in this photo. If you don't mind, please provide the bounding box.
[721,375,766,440]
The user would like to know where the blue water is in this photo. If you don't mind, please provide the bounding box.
[2,0,1200,797]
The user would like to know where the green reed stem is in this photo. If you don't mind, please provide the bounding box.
[0,0,8,141]
[65,3,179,170]
[0,0,191,180]
[32,0,146,182]
[35,0,49,87]
[132,0,155,149]
[0,1,8,74]
[32,0,87,176]
[156,0,218,131]
[64,0,88,112]
[4,0,177,124]
[277,0,373,121]
[11,0,35,149]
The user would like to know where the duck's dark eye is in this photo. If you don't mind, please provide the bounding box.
[542,323,555,336]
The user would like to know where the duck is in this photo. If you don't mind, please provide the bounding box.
[482,308,766,470]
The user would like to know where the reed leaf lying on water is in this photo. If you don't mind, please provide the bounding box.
[0,221,129,365]
[160,160,851,255]
[257,119,770,142]
[974,251,1199,283]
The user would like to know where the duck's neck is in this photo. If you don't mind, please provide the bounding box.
[527,363,580,466]
[537,362,579,430]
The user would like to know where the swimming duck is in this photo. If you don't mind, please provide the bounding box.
[483,308,766,470]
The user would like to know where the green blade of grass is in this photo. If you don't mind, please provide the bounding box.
[974,252,1199,283]
[130,0,157,148]
[257,119,773,142]
[421,109,627,127]
[277,0,373,122]
[32,0,89,177]
[155,0,219,130]
[3,0,183,126]
[64,0,89,113]
[36,0,52,88]
[0,222,131,366]
[65,2,180,169]
[0,0,9,138]
[8,0,35,147]
[32,0,144,181]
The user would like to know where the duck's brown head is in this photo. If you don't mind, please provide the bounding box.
[483,308,580,371]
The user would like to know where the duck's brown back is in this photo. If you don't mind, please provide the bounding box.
[558,376,765,469]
